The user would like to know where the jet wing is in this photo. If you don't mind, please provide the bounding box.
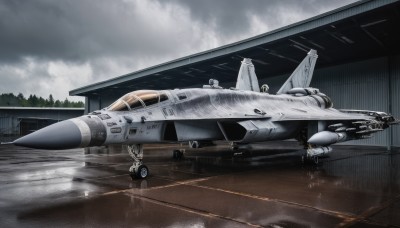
[275,108,372,122]
[165,114,272,122]
[163,115,271,142]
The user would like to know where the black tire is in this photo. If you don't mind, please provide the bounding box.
[302,156,322,166]
[135,165,149,179]
[189,141,200,148]
[173,150,183,159]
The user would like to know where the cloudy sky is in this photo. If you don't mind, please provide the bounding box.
[0,0,358,101]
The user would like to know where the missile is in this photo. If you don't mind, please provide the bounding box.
[352,121,368,125]
[328,123,344,130]
[307,146,332,157]
[12,116,107,149]
[345,128,357,132]
[334,127,347,132]
[307,131,347,146]
[356,129,383,134]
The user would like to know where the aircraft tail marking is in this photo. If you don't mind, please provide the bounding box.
[277,49,318,94]
[235,58,260,92]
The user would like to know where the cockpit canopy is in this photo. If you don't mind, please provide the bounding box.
[107,90,168,111]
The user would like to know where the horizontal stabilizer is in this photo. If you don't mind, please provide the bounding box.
[277,49,318,94]
[236,58,260,92]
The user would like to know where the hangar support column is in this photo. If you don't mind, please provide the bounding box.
[86,96,102,113]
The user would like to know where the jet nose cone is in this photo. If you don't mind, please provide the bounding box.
[13,120,82,149]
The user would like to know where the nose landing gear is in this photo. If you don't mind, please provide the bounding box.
[127,144,149,179]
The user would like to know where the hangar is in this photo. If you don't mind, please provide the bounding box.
[70,0,400,148]
[0,107,84,140]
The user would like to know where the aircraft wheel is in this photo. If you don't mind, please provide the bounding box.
[173,150,183,159]
[302,155,321,166]
[136,165,149,179]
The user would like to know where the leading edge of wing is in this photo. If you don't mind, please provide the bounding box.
[276,114,369,121]
[165,115,272,122]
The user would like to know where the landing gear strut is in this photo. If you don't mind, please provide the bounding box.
[128,144,149,179]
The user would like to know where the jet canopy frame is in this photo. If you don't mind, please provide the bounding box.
[107,90,168,111]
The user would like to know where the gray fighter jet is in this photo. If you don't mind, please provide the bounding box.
[7,50,399,179]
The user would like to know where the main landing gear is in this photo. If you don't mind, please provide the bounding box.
[127,144,149,179]
[172,149,184,159]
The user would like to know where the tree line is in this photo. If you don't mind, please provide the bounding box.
[0,93,84,108]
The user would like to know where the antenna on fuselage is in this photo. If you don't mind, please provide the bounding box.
[203,79,222,89]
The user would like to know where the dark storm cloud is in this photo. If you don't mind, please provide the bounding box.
[166,0,357,38]
[0,0,192,64]
[0,0,358,100]
[0,0,357,64]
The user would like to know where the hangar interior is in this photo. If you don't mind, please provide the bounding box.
[70,0,400,147]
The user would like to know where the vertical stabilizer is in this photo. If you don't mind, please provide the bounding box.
[277,49,318,94]
[235,58,260,92]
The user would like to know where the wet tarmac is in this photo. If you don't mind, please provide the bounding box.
[0,141,399,227]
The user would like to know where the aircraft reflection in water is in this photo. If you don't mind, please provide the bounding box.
[8,50,399,179]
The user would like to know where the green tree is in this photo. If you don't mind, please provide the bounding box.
[1,93,85,108]
[31,95,39,106]
[17,93,24,101]
[63,98,70,107]
[27,95,34,106]
[54,100,61,107]
[75,101,84,107]
[48,94,54,107]
[38,97,46,107]
[17,93,28,106]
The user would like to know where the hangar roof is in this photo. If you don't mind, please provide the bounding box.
[70,0,400,97]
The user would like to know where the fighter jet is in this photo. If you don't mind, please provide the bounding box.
[7,50,399,179]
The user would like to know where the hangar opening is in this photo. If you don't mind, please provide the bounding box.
[18,118,58,136]
[0,107,84,141]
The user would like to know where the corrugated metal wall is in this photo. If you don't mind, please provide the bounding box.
[0,115,16,135]
[0,109,84,138]
[313,57,389,146]
[263,55,400,147]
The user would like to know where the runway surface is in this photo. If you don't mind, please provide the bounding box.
[0,141,399,227]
